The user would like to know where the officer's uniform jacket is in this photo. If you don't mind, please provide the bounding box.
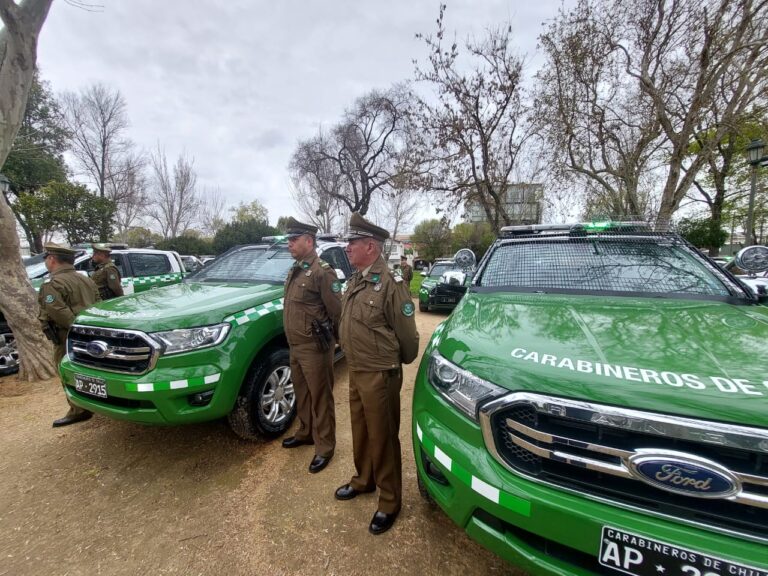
[38,264,100,345]
[283,251,342,347]
[91,260,124,300]
[400,263,413,283]
[339,257,419,372]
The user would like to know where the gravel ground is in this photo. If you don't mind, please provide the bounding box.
[0,308,525,576]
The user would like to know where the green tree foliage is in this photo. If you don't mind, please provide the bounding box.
[677,217,728,250]
[17,182,115,245]
[276,215,291,232]
[450,222,495,261]
[212,218,278,254]
[156,234,214,256]
[2,70,69,252]
[230,200,269,224]
[124,227,163,248]
[412,218,452,262]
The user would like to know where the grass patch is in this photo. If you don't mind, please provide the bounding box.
[410,274,424,297]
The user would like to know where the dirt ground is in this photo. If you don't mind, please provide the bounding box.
[0,309,525,576]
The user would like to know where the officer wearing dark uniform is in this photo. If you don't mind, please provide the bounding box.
[282,217,342,474]
[399,255,413,284]
[90,243,124,300]
[334,213,420,535]
[38,243,100,427]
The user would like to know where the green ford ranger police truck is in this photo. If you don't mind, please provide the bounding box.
[412,223,768,576]
[0,248,186,376]
[59,239,353,440]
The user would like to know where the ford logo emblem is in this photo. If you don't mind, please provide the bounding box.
[85,340,110,359]
[628,450,740,499]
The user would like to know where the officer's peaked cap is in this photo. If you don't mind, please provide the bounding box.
[343,213,389,242]
[285,217,318,239]
[92,243,113,253]
[43,242,77,257]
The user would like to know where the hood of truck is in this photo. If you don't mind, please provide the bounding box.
[75,281,284,331]
[434,291,768,424]
[421,277,440,292]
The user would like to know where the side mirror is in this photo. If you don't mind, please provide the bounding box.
[421,270,427,277]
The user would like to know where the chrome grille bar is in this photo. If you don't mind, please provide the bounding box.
[479,392,768,544]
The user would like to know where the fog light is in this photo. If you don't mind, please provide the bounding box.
[421,448,449,486]
[188,390,214,406]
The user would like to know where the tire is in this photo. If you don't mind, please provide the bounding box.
[417,472,436,507]
[419,300,428,312]
[0,322,19,376]
[227,347,296,441]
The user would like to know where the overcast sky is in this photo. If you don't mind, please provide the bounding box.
[37,0,566,231]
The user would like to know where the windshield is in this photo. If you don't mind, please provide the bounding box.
[428,263,456,278]
[478,236,742,297]
[26,260,50,279]
[186,245,291,284]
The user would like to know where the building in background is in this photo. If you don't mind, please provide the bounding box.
[385,234,419,269]
[464,183,544,225]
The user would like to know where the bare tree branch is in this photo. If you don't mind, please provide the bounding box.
[147,144,200,239]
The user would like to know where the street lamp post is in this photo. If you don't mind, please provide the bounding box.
[745,139,766,246]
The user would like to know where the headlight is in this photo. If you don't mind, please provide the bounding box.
[150,323,230,355]
[427,352,505,421]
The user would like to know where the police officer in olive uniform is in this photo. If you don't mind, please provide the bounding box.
[90,243,124,300]
[334,213,420,535]
[282,217,342,473]
[399,255,413,284]
[38,243,101,428]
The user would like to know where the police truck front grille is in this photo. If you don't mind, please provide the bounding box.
[68,325,159,374]
[479,393,768,544]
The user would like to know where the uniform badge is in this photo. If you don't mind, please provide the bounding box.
[301,262,310,269]
[109,274,116,280]
[331,280,342,293]
[371,274,380,283]
[401,302,415,317]
[373,283,382,292]
[45,294,55,304]
[305,270,312,277]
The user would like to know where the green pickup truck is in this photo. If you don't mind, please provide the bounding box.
[59,238,353,440]
[413,223,768,576]
[0,248,186,376]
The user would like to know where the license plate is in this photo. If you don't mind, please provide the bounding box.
[599,527,767,576]
[74,374,107,398]
[440,297,456,303]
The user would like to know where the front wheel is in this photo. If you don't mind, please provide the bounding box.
[419,300,429,312]
[0,322,19,376]
[228,347,296,440]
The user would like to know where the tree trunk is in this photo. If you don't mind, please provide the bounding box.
[0,0,56,380]
[0,194,55,380]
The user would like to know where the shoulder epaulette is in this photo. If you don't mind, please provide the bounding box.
[319,261,330,268]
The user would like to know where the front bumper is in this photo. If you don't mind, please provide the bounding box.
[59,346,243,425]
[419,287,462,311]
[412,381,768,575]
